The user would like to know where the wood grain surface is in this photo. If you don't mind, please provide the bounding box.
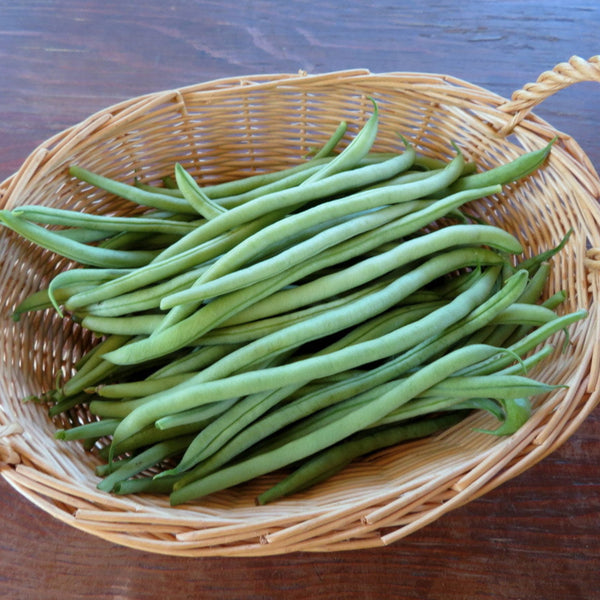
[0,2,599,599]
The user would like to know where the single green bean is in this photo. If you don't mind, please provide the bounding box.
[0,210,159,268]
[174,163,227,219]
[69,165,198,214]
[489,303,559,326]
[114,474,181,495]
[11,205,200,235]
[311,120,348,159]
[94,373,194,398]
[82,313,164,336]
[448,138,555,193]
[52,228,115,243]
[55,418,120,441]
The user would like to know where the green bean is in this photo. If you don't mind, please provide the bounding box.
[457,310,588,376]
[418,373,559,399]
[82,265,209,317]
[168,344,502,503]
[68,165,198,214]
[55,418,120,441]
[471,396,533,436]
[12,286,85,321]
[81,313,164,336]
[96,457,130,477]
[516,230,572,276]
[97,435,196,493]
[448,138,555,193]
[0,210,158,268]
[53,228,115,243]
[114,474,180,496]
[58,334,131,399]
[94,373,194,398]
[301,99,379,184]
[134,179,183,197]
[414,155,477,173]
[489,303,558,326]
[147,344,237,379]
[256,412,466,504]
[11,205,200,235]
[310,120,348,159]
[174,163,227,219]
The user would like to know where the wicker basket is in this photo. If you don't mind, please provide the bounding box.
[1,57,599,557]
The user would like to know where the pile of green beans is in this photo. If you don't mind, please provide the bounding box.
[4,100,587,505]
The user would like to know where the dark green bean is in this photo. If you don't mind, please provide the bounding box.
[256,412,467,504]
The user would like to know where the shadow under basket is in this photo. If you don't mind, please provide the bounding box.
[1,57,600,556]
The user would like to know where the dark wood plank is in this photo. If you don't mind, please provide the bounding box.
[1,1,598,598]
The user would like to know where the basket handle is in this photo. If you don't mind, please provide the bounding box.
[497,55,600,136]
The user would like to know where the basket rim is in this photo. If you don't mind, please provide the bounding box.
[0,68,546,194]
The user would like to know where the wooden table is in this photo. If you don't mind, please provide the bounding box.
[1,2,598,598]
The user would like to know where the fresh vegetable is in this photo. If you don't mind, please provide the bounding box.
[3,100,586,505]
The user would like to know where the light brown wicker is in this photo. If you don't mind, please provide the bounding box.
[1,56,599,557]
